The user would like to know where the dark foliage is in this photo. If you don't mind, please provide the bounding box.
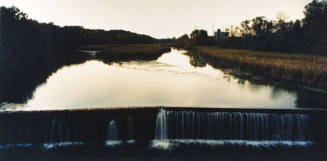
[0,6,159,67]
[176,1,327,55]
[175,30,215,49]
[0,6,160,104]
[190,30,208,45]
[220,0,327,55]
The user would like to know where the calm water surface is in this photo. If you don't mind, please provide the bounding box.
[2,49,302,111]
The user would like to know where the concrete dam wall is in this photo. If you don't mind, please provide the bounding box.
[0,107,326,146]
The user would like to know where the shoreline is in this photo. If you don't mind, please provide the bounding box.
[192,46,327,91]
[81,44,172,61]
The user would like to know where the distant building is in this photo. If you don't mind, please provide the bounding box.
[214,29,229,41]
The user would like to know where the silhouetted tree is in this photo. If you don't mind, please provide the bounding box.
[216,0,327,55]
[176,34,193,48]
[190,29,208,45]
[0,6,163,103]
[0,6,161,67]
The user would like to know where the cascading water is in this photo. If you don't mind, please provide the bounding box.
[44,118,82,149]
[155,109,168,140]
[107,120,118,141]
[106,120,122,146]
[154,109,312,141]
[127,117,134,141]
[50,119,73,143]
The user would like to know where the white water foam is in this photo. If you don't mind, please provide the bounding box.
[105,140,136,146]
[0,143,34,149]
[43,142,84,149]
[151,139,315,150]
[105,140,123,146]
[0,142,85,150]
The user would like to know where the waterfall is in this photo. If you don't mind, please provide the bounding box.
[154,109,312,141]
[50,119,72,143]
[155,109,168,140]
[127,117,134,140]
[107,120,118,141]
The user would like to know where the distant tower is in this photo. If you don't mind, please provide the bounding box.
[214,28,229,41]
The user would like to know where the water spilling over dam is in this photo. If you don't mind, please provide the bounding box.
[0,107,325,147]
[107,120,118,141]
[0,107,326,161]
[155,109,311,141]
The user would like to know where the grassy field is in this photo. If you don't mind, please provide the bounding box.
[194,46,327,88]
[82,44,171,61]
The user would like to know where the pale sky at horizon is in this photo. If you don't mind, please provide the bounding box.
[1,0,312,38]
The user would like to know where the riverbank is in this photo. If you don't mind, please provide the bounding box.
[193,46,327,89]
[82,44,172,61]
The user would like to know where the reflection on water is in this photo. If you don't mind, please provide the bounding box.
[1,49,326,110]
[18,49,297,110]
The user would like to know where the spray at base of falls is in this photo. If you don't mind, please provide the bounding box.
[151,139,315,150]
[106,120,121,146]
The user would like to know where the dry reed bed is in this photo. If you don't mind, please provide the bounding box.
[82,44,170,62]
[194,46,327,88]
[84,44,170,54]
[82,44,171,61]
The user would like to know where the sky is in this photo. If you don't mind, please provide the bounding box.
[1,0,312,38]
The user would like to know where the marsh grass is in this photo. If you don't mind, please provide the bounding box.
[194,46,327,88]
[82,44,171,61]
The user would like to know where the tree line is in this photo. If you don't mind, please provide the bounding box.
[0,6,159,67]
[0,6,163,103]
[176,0,327,55]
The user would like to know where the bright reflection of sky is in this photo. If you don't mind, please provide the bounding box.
[18,49,297,111]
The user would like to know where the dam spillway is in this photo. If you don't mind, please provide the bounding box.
[0,107,326,147]
[154,109,311,141]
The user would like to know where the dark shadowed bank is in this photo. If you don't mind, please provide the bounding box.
[0,6,172,105]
